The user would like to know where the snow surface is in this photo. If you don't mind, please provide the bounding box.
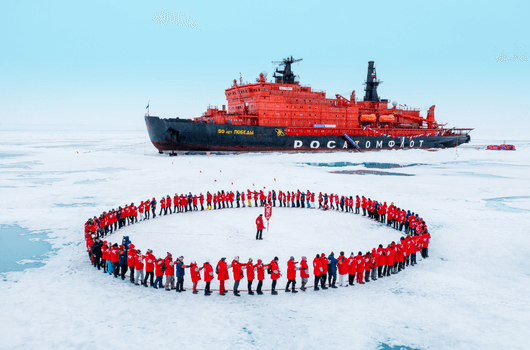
[1,131,529,350]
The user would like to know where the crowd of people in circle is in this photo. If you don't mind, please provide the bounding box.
[84,188,431,296]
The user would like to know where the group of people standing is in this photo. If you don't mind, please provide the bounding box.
[84,188,432,296]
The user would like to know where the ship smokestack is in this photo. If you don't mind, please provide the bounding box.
[363,61,380,102]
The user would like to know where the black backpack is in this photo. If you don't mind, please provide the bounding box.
[267,265,272,274]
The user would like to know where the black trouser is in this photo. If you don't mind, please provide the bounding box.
[120,265,128,279]
[152,208,156,218]
[257,280,263,293]
[205,281,211,294]
[247,280,253,293]
[356,207,360,214]
[144,271,154,286]
[168,206,172,214]
[320,275,326,288]
[286,279,296,291]
[194,205,198,211]
[314,275,321,289]
[378,265,383,277]
[271,280,277,292]
[301,200,305,208]
[189,202,193,211]
[349,274,355,285]
[362,208,366,216]
[129,267,135,282]
[256,229,262,239]
[273,200,276,207]
[328,272,336,286]
[201,204,204,210]
[113,262,119,277]
[146,210,149,219]
[237,200,240,208]
[365,270,370,282]
[93,256,101,269]
[176,276,184,291]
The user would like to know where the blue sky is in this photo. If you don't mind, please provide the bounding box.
[1,0,528,135]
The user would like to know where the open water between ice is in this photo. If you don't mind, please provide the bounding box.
[0,225,53,273]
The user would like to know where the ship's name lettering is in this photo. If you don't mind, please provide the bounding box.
[218,129,254,135]
[293,139,424,149]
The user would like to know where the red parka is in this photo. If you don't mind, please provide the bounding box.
[300,259,309,278]
[337,254,348,275]
[270,260,280,280]
[203,263,214,282]
[217,260,229,281]
[256,216,264,230]
[232,260,245,281]
[190,263,202,283]
[287,260,297,280]
[313,257,323,276]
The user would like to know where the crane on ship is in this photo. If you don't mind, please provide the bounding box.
[232,74,249,115]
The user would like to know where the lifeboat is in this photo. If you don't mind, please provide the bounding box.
[360,114,377,122]
[379,115,395,123]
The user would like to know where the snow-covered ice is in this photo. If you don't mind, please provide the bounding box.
[1,131,529,349]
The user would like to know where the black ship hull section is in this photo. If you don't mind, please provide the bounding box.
[145,116,470,153]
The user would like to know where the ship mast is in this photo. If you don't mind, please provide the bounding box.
[363,61,382,101]
[272,56,302,84]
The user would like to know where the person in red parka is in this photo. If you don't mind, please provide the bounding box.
[269,256,280,295]
[255,214,264,240]
[135,249,146,286]
[385,245,394,277]
[313,254,323,291]
[421,231,431,259]
[256,259,266,295]
[143,249,156,286]
[127,244,137,284]
[285,256,298,293]
[110,243,119,278]
[348,252,357,285]
[203,259,214,296]
[319,254,329,289]
[356,252,365,284]
[190,261,202,294]
[337,251,348,287]
[300,256,309,291]
[231,256,246,296]
[153,257,165,289]
[246,258,256,295]
[216,257,229,295]
[164,253,176,291]
[377,245,386,278]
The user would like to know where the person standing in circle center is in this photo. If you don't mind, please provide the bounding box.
[255,214,264,240]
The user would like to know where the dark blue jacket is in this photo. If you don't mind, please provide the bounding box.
[176,261,189,277]
[328,254,338,274]
[122,236,132,250]
[119,251,127,265]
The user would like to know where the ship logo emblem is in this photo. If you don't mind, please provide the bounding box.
[275,128,285,137]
